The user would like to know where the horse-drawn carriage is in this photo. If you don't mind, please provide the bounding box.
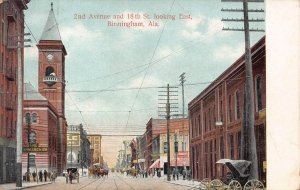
[66,168,79,184]
[199,159,265,190]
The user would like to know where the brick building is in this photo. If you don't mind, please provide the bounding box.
[188,36,266,181]
[87,134,102,165]
[23,83,60,173]
[146,118,189,173]
[22,3,67,175]
[0,0,29,183]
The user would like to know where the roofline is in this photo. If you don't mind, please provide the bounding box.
[188,36,265,107]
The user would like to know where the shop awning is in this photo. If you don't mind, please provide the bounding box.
[170,158,190,167]
[149,159,160,169]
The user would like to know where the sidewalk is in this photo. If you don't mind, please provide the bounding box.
[156,175,201,188]
[0,181,52,190]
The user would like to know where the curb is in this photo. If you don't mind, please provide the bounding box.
[0,182,52,190]
[163,180,198,188]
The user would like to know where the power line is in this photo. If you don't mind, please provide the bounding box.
[125,0,176,131]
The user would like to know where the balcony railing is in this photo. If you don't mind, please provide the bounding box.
[43,76,57,86]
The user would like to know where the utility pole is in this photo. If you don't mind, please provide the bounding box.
[9,30,31,187]
[179,72,185,170]
[158,84,178,181]
[26,115,31,181]
[166,84,171,181]
[221,0,264,179]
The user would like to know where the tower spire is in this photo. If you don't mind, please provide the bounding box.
[40,2,61,41]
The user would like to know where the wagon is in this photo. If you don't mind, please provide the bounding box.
[66,168,79,184]
[199,159,264,190]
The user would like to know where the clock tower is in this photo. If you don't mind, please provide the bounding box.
[37,3,67,173]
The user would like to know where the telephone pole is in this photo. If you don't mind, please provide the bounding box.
[8,30,31,187]
[158,84,178,181]
[221,0,264,179]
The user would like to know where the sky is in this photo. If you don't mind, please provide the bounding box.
[24,0,265,167]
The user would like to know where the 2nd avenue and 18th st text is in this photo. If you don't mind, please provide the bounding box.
[74,13,192,28]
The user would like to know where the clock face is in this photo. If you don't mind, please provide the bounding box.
[47,54,53,61]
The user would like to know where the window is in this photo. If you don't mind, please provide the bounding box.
[45,66,54,76]
[182,141,187,151]
[205,142,208,178]
[29,131,36,144]
[235,91,240,120]
[198,115,201,136]
[228,95,232,122]
[220,136,224,158]
[210,141,213,178]
[208,109,211,131]
[2,21,5,45]
[220,100,223,122]
[1,53,3,73]
[174,141,178,153]
[237,131,241,159]
[256,76,263,111]
[25,113,31,124]
[163,142,168,153]
[31,113,37,123]
[204,113,207,132]
[230,134,234,159]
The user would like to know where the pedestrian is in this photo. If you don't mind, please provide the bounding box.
[175,168,179,180]
[44,170,47,182]
[32,170,37,182]
[172,168,176,180]
[39,170,43,182]
[158,168,161,178]
[182,169,186,180]
[187,169,191,180]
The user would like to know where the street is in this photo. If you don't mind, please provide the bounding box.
[27,173,194,190]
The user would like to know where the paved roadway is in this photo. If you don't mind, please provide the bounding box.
[27,173,194,190]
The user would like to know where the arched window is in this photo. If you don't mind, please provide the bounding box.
[25,113,30,124]
[29,131,36,144]
[256,76,263,111]
[31,113,37,123]
[45,66,54,76]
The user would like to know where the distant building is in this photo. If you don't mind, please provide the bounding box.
[145,118,189,174]
[129,139,138,169]
[136,134,147,170]
[0,0,30,183]
[87,134,102,165]
[66,124,90,170]
[188,36,266,181]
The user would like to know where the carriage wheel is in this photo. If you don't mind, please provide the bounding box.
[199,178,211,190]
[229,180,242,190]
[210,179,224,189]
[243,179,265,190]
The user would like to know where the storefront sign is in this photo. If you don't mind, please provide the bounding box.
[23,147,48,152]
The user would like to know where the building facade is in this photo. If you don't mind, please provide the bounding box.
[146,118,189,173]
[136,134,147,170]
[22,83,60,174]
[66,124,90,170]
[36,3,67,174]
[87,134,102,165]
[188,36,266,181]
[0,0,29,183]
[21,3,68,175]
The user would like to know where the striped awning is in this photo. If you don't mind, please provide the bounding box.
[170,158,190,166]
[149,159,160,169]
